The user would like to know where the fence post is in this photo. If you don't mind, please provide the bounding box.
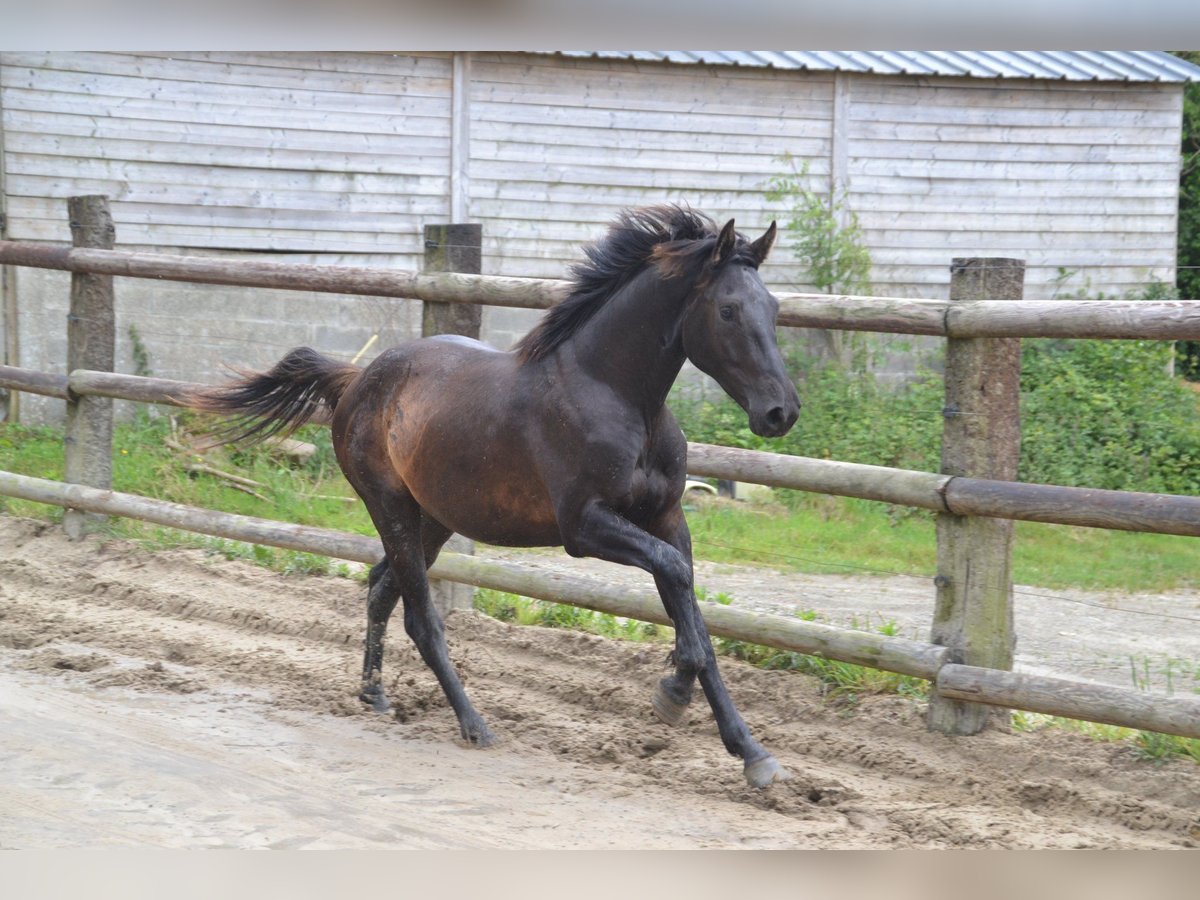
[422,223,483,615]
[927,257,1024,735]
[63,196,116,540]
[422,223,482,339]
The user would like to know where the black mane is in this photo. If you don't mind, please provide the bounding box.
[515,205,750,363]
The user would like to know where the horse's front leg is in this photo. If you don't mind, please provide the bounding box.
[561,499,789,788]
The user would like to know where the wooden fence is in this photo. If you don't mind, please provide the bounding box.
[1,196,1199,742]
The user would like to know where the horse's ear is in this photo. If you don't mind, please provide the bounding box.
[749,221,777,266]
[712,218,737,266]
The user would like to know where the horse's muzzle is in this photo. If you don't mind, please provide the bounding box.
[749,398,800,438]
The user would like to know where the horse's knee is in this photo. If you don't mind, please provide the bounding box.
[654,545,693,594]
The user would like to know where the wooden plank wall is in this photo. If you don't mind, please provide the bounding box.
[0,51,458,422]
[846,74,1183,299]
[0,50,452,263]
[468,53,832,294]
[0,51,1185,296]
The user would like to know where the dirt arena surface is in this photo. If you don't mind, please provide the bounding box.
[1,515,1198,849]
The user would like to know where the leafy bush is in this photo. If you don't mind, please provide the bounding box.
[1021,337,1200,494]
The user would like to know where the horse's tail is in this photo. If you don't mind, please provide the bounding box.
[189,347,362,445]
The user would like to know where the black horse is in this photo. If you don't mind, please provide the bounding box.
[194,205,801,787]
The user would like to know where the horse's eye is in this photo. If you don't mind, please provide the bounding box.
[719,305,735,321]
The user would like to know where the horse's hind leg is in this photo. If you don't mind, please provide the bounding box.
[360,558,400,712]
[360,491,494,747]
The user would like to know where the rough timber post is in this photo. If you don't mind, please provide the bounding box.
[927,257,1024,735]
[422,223,483,615]
[63,196,116,540]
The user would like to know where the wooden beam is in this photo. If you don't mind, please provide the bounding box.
[3,239,1200,339]
[0,81,16,422]
[946,477,1200,538]
[937,664,1200,741]
[0,365,69,399]
[946,299,1200,339]
[422,223,482,339]
[450,51,471,223]
[67,369,197,407]
[685,442,950,510]
[63,196,115,540]
[928,257,1024,736]
[776,294,950,335]
[0,241,565,310]
[829,72,850,230]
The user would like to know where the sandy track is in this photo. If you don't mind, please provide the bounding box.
[1,516,1197,849]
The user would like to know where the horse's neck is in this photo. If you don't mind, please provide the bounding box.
[570,268,690,417]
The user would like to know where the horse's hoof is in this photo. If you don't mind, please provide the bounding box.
[462,722,496,748]
[358,689,391,714]
[651,683,690,726]
[744,755,791,788]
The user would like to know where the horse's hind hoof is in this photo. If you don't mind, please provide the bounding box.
[651,683,690,726]
[462,720,496,748]
[359,688,391,714]
[744,755,791,788]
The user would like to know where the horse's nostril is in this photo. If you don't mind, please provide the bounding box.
[765,406,786,427]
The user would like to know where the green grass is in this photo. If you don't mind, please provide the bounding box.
[0,413,376,575]
[684,491,1200,593]
[2,415,1198,593]
[1013,711,1200,765]
[474,588,670,643]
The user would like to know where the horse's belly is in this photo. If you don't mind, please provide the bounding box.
[408,471,562,548]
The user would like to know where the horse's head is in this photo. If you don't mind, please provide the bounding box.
[678,219,801,438]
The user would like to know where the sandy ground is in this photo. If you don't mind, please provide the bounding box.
[1,514,1198,849]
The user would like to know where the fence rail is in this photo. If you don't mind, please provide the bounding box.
[1,198,1198,744]
[3,239,1200,339]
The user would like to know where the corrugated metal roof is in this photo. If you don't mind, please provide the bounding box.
[542,50,1200,82]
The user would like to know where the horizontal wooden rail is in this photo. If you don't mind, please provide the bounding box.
[945,477,1200,537]
[4,468,1197,739]
[0,365,69,400]
[937,665,1200,740]
[781,296,1200,339]
[0,241,565,311]
[0,469,948,680]
[685,440,1200,537]
[67,370,196,407]
[6,367,1200,537]
[686,442,949,510]
[3,240,1200,338]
